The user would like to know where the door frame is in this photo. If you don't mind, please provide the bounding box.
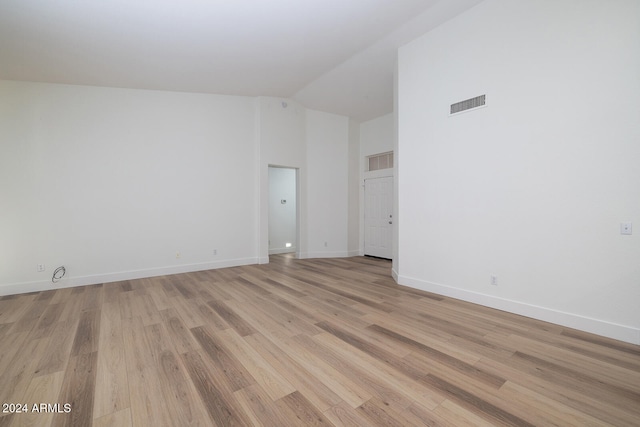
[361,168,394,258]
[267,165,300,259]
[363,175,394,259]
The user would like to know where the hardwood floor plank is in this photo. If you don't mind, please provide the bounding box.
[207,300,256,337]
[279,335,372,408]
[363,314,479,364]
[261,277,307,298]
[51,351,98,427]
[145,282,173,312]
[93,301,129,420]
[368,324,505,389]
[233,384,290,427]
[314,320,438,387]
[8,300,48,334]
[189,326,255,391]
[0,323,12,339]
[180,350,253,426]
[421,374,535,427]
[78,284,103,311]
[253,294,324,337]
[313,332,445,410]
[11,371,65,427]
[217,328,296,401]
[0,331,29,376]
[274,391,332,426]
[159,308,202,354]
[0,254,637,426]
[401,402,452,427]
[34,319,78,377]
[145,326,211,427]
[357,397,407,427]
[131,294,162,326]
[196,302,229,331]
[117,292,135,321]
[293,333,415,414]
[172,296,207,329]
[505,333,640,392]
[510,350,640,417]
[477,354,640,426]
[93,408,132,427]
[0,294,36,324]
[323,401,377,427]
[243,332,343,412]
[173,277,199,300]
[0,336,51,404]
[498,380,618,427]
[433,399,498,427]
[31,303,65,340]
[222,299,292,342]
[70,309,100,357]
[122,317,173,427]
[561,328,640,357]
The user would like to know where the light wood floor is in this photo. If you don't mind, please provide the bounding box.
[0,255,639,427]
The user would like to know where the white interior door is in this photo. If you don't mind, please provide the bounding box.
[364,176,393,259]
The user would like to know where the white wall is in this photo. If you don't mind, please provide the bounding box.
[397,0,640,344]
[0,80,258,294]
[254,98,355,262]
[361,113,393,158]
[0,85,357,293]
[347,118,360,255]
[268,167,297,254]
[257,97,307,262]
[305,109,350,257]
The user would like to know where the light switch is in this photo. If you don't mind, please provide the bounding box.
[620,222,632,235]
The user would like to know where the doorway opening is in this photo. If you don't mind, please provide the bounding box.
[268,166,298,258]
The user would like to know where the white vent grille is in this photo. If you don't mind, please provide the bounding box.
[450,95,486,115]
[367,152,393,172]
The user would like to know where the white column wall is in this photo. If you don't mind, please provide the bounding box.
[304,109,350,258]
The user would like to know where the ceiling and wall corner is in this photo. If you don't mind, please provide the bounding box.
[0,0,483,122]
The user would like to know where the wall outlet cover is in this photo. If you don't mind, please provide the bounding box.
[621,222,632,235]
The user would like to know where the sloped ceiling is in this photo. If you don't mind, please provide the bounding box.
[0,0,482,121]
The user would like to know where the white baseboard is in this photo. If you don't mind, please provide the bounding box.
[398,274,640,346]
[0,257,259,296]
[391,268,399,282]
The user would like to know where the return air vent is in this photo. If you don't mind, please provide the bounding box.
[450,94,486,115]
[367,152,393,172]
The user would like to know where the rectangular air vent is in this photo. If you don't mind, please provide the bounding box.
[367,152,394,172]
[450,94,486,115]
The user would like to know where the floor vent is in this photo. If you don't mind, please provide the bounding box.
[450,94,486,115]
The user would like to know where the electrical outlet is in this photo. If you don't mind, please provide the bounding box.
[620,222,632,235]
[37,264,45,272]
[213,249,217,256]
[324,241,328,247]
[176,252,181,259]
[490,275,498,286]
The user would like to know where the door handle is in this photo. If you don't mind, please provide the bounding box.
[388,221,393,224]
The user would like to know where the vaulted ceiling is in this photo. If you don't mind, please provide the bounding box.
[0,0,482,121]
